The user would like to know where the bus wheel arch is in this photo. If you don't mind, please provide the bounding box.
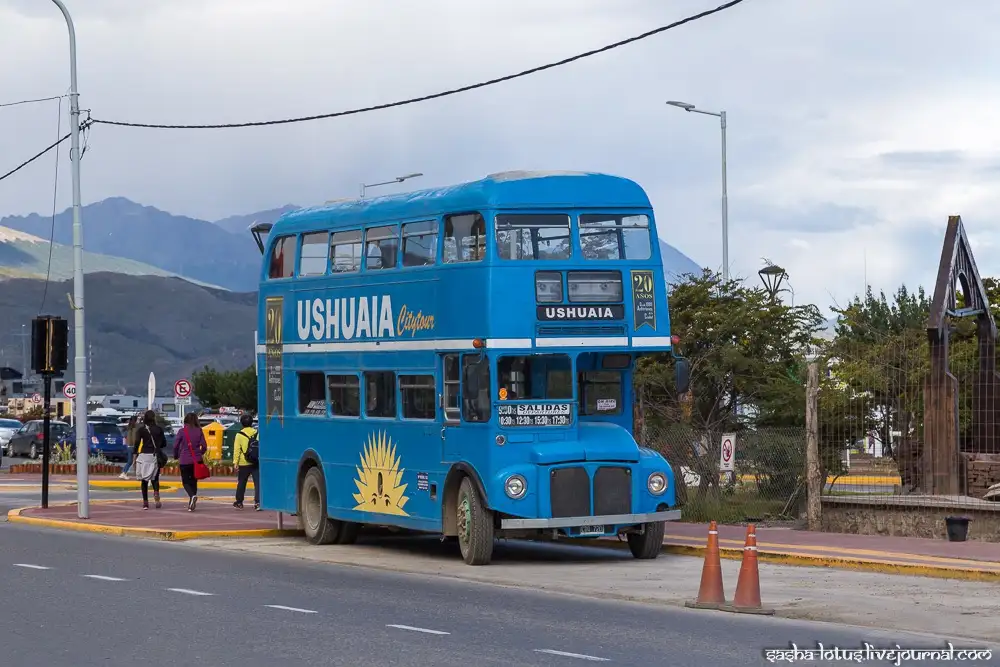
[442,463,490,537]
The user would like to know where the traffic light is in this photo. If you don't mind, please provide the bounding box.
[31,316,68,375]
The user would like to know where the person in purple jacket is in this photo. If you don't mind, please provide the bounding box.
[174,412,208,511]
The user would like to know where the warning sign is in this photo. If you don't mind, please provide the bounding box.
[719,433,736,472]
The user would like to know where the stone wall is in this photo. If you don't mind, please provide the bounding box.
[821,497,1000,542]
[964,454,1000,498]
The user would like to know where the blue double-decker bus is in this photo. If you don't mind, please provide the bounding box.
[251,170,690,565]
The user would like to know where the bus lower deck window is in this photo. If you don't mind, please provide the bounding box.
[579,371,623,415]
[328,374,360,417]
[365,371,397,418]
[298,372,326,415]
[400,375,435,420]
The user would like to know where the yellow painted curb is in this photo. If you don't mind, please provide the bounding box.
[5,502,301,541]
[88,480,244,490]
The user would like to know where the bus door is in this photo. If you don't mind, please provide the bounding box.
[439,352,492,462]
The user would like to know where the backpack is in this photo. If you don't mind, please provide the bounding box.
[243,430,259,465]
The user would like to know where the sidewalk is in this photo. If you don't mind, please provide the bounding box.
[648,522,1000,582]
[7,498,299,540]
[3,474,245,490]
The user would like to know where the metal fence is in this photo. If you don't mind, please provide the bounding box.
[639,422,806,524]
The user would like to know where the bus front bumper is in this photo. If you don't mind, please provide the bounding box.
[500,510,681,530]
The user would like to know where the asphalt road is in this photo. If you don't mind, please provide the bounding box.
[0,522,994,667]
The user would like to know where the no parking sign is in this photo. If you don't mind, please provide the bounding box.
[719,433,736,473]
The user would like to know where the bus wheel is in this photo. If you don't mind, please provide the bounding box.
[335,522,359,545]
[299,467,340,545]
[456,477,493,565]
[626,521,665,559]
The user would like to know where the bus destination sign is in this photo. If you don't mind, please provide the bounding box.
[498,403,572,427]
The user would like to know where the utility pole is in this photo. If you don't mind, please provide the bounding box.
[51,0,89,518]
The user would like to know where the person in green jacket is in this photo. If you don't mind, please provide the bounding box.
[233,413,260,510]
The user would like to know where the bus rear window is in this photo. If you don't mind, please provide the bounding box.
[496,214,571,261]
[268,235,296,279]
[579,214,652,260]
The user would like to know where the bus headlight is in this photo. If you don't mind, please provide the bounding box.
[647,472,667,495]
[504,474,527,499]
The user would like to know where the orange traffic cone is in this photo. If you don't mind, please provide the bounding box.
[721,523,774,615]
[684,521,726,609]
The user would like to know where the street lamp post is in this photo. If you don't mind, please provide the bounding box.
[360,173,423,199]
[666,101,728,281]
[51,0,89,518]
[758,263,788,301]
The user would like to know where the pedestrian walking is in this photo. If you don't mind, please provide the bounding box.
[134,410,166,510]
[174,412,208,512]
[119,415,138,479]
[233,413,260,510]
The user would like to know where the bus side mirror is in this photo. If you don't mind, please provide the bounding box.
[675,357,691,395]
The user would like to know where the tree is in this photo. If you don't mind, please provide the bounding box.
[192,366,256,411]
[635,269,825,501]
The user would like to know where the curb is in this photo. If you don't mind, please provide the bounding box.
[590,538,1000,583]
[5,501,302,541]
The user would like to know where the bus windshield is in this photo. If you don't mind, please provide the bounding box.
[497,353,573,401]
[579,213,652,260]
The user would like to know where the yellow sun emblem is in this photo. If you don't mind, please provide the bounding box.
[352,431,409,516]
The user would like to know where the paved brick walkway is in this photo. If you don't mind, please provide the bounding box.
[15,498,281,533]
[665,521,1000,568]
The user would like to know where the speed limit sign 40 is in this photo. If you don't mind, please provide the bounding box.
[719,433,736,473]
[63,382,77,399]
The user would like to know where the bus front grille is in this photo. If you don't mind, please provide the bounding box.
[593,467,632,515]
[549,467,591,517]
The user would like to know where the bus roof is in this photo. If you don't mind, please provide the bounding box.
[272,171,652,233]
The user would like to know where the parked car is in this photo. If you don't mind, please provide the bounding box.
[56,421,131,462]
[0,418,24,454]
[8,420,72,459]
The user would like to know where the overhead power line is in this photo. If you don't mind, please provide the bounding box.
[89,0,747,131]
[0,131,72,183]
[0,95,66,109]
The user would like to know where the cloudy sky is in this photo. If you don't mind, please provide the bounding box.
[1,0,999,315]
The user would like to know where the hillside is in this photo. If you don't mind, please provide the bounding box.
[0,273,255,393]
[214,205,300,235]
[0,226,223,287]
[0,198,261,291]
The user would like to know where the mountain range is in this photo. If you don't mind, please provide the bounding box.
[0,198,703,292]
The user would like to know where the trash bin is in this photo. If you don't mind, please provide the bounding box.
[945,516,970,542]
[221,422,241,462]
[203,421,225,461]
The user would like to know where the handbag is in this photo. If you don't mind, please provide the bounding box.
[186,427,211,480]
[149,426,168,469]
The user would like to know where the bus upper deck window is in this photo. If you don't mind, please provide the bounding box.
[330,230,362,273]
[268,235,296,279]
[444,213,485,263]
[402,221,438,267]
[495,214,571,260]
[365,225,399,270]
[299,232,329,276]
[579,214,652,261]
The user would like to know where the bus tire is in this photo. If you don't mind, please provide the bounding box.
[335,522,359,545]
[299,467,340,545]
[627,521,665,559]
[456,476,494,565]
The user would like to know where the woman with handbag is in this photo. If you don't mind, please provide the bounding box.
[134,410,166,510]
[174,412,209,511]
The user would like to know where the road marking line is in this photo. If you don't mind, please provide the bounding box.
[386,624,450,636]
[534,649,609,662]
[166,588,214,596]
[13,563,50,570]
[265,605,317,614]
[83,575,127,582]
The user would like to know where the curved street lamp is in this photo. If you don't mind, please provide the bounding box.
[360,172,424,198]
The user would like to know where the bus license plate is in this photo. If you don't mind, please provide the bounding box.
[578,524,604,536]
